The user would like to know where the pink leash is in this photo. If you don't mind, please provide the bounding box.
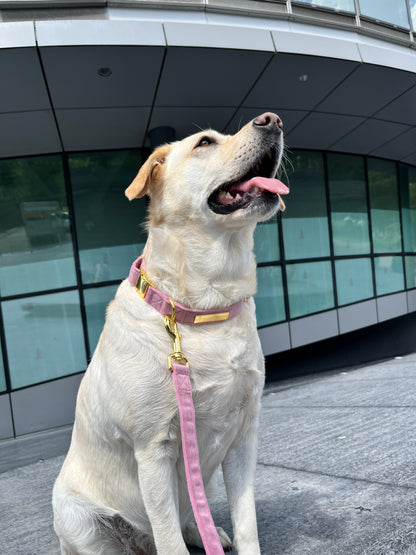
[128,257,247,554]
[172,363,225,554]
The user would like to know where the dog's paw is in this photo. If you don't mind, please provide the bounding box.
[183,521,233,551]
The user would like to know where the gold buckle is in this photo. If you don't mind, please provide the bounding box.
[136,269,154,299]
[164,299,189,372]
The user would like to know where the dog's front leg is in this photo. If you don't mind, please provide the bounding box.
[135,446,189,555]
[222,424,261,555]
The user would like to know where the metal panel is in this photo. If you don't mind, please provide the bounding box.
[110,5,206,22]
[374,85,416,127]
[272,29,361,61]
[408,290,416,313]
[317,64,416,118]
[11,373,83,436]
[40,45,165,109]
[0,394,14,440]
[338,299,378,334]
[290,310,339,348]
[0,21,36,47]
[207,11,290,30]
[357,42,416,73]
[155,47,272,107]
[371,126,416,162]
[286,112,364,151]
[0,48,51,112]
[377,292,408,322]
[164,22,275,51]
[244,53,358,111]
[56,106,151,150]
[0,425,72,473]
[35,19,166,46]
[330,118,410,154]
[259,322,291,356]
[0,111,62,157]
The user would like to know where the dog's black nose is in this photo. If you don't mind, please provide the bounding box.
[253,112,283,132]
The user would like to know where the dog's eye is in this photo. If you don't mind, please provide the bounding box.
[195,136,215,148]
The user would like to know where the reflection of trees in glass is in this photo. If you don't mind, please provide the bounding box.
[69,150,147,250]
[328,153,370,255]
[0,156,68,253]
[368,158,401,253]
[0,156,67,230]
[399,164,416,253]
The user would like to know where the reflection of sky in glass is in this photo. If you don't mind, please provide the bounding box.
[359,0,410,28]
[294,0,355,12]
[0,155,78,297]
[411,0,416,27]
[0,346,6,392]
[3,290,87,389]
[335,258,374,306]
[254,219,280,264]
[374,256,405,296]
[255,266,286,327]
[286,262,334,319]
[84,285,118,353]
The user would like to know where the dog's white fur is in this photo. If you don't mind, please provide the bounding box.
[53,115,284,555]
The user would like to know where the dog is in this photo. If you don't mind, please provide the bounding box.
[52,112,288,555]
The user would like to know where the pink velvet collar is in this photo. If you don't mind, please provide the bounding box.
[128,256,246,325]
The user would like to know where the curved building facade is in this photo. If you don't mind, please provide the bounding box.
[0,0,415,439]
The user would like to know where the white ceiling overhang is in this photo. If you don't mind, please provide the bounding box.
[0,16,415,164]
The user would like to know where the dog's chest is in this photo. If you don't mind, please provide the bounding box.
[181,321,264,424]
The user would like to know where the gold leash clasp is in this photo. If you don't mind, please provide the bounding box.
[164,299,189,372]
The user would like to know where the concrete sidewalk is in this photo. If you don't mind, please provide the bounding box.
[1,353,416,554]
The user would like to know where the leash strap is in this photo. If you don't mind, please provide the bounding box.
[129,258,234,554]
[172,363,225,555]
[163,303,225,554]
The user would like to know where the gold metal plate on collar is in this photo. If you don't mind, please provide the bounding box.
[193,312,230,324]
[136,270,153,299]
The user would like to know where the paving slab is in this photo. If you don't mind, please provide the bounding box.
[1,354,416,554]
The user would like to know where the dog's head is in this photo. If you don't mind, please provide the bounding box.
[125,113,288,229]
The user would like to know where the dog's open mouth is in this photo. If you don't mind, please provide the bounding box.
[207,148,289,215]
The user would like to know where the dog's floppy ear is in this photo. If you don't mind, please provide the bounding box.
[125,144,171,200]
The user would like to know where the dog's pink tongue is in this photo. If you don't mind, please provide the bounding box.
[237,176,289,195]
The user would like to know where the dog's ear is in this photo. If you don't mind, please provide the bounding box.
[125,144,171,200]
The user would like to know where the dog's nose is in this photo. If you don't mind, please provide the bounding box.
[253,112,283,132]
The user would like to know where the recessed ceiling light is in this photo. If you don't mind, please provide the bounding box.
[299,74,308,82]
[98,67,112,77]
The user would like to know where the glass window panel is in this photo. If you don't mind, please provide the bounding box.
[0,156,77,297]
[69,151,148,284]
[254,217,280,263]
[399,165,416,253]
[255,265,286,327]
[286,261,334,318]
[335,258,374,306]
[292,0,355,13]
[411,0,416,29]
[3,290,87,389]
[359,0,410,28]
[368,158,401,253]
[0,343,6,393]
[282,151,330,260]
[374,256,405,296]
[328,153,370,255]
[84,285,118,353]
[405,256,416,289]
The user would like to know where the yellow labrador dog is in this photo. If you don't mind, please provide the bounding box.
[53,112,288,555]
